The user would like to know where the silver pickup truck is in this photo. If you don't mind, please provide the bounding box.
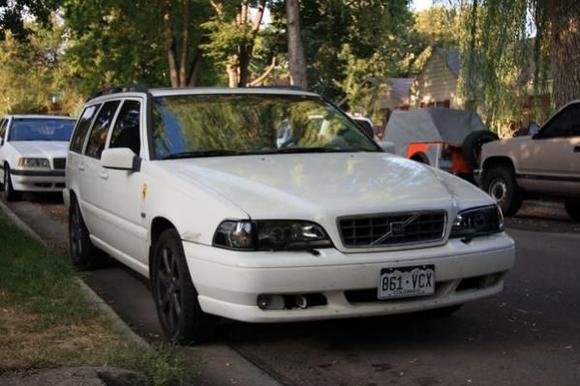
[478,100,580,220]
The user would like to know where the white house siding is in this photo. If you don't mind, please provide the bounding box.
[410,53,460,108]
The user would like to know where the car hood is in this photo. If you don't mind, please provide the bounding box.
[161,152,492,221]
[8,141,69,158]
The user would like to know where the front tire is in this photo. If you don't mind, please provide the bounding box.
[565,201,580,222]
[151,229,218,344]
[69,197,104,270]
[3,164,21,202]
[482,166,522,216]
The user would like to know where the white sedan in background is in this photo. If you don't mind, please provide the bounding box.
[0,114,76,201]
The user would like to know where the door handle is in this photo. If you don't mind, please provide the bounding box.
[78,163,85,171]
[574,146,580,152]
[99,171,109,180]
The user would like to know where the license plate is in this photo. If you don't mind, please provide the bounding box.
[378,265,435,300]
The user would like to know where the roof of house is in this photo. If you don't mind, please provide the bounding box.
[434,47,460,76]
[390,78,414,101]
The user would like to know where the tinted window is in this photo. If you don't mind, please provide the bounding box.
[541,104,580,138]
[85,101,120,159]
[7,118,75,141]
[109,100,141,155]
[70,105,100,153]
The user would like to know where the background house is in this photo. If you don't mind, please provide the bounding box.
[410,47,461,109]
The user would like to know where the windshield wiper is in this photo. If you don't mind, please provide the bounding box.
[162,150,244,160]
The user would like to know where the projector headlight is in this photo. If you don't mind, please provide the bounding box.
[17,157,50,168]
[450,205,504,240]
[213,220,332,251]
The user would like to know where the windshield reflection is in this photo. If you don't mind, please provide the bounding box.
[152,94,379,159]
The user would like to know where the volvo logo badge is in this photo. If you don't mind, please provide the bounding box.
[370,214,420,246]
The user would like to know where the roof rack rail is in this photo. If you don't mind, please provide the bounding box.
[87,84,150,101]
[248,85,306,91]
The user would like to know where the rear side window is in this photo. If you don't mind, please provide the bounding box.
[70,105,100,153]
[109,100,141,155]
[85,101,120,159]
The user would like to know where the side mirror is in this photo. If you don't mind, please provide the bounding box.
[529,122,541,137]
[101,148,141,172]
[379,141,396,153]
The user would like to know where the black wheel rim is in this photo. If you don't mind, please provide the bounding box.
[70,205,83,259]
[155,246,182,336]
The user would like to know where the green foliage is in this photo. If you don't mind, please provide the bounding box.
[0,0,60,40]
[270,0,416,116]
[455,0,552,130]
[0,22,83,116]
[62,0,169,94]
[104,343,198,386]
[0,214,97,327]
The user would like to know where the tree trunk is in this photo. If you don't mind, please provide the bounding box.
[163,2,179,88]
[548,0,580,108]
[227,58,239,87]
[178,0,191,87]
[286,0,307,89]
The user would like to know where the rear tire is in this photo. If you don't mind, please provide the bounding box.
[482,166,522,216]
[69,197,105,270]
[565,201,580,222]
[462,131,499,169]
[3,164,21,202]
[151,228,218,344]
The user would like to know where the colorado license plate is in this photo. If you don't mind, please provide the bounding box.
[378,265,435,300]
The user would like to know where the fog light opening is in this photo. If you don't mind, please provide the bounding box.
[257,294,285,310]
[295,295,308,309]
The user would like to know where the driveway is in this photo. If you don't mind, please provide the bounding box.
[3,194,580,385]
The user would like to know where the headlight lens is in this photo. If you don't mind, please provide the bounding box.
[450,205,504,240]
[213,220,332,251]
[17,157,50,168]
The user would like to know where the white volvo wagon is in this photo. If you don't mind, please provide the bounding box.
[65,87,515,343]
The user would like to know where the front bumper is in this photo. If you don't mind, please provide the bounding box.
[10,169,66,192]
[184,233,515,323]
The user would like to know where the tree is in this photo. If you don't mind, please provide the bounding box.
[268,0,416,108]
[457,0,580,115]
[0,21,82,115]
[202,0,275,87]
[0,0,60,40]
[286,0,307,89]
[546,0,580,108]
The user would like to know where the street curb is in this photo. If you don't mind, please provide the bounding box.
[0,199,148,349]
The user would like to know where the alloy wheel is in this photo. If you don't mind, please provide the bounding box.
[70,204,83,259]
[155,246,182,336]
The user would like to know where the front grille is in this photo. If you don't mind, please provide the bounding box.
[53,158,66,169]
[339,211,446,248]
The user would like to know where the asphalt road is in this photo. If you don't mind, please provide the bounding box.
[3,194,580,385]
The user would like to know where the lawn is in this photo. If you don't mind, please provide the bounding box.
[0,213,195,385]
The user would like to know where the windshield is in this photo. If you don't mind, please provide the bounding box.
[8,118,76,142]
[152,94,379,159]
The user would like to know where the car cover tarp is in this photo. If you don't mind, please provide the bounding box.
[385,108,487,155]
